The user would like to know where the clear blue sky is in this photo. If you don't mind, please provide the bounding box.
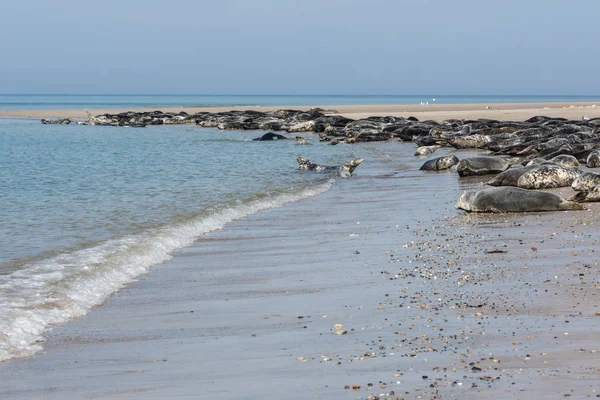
[1,0,597,94]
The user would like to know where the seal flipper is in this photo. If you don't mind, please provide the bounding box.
[566,192,588,203]
[559,200,585,210]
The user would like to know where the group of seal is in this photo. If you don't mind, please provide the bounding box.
[45,108,600,211]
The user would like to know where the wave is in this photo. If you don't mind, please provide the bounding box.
[0,180,333,362]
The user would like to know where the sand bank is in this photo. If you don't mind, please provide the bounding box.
[1,143,599,399]
[2,101,600,122]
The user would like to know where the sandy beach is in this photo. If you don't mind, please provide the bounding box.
[3,101,600,122]
[1,140,599,399]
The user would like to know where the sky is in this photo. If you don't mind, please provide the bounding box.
[1,0,598,95]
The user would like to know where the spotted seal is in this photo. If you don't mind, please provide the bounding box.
[296,157,363,178]
[568,186,600,202]
[456,187,584,213]
[456,157,517,177]
[295,136,310,145]
[414,145,441,156]
[587,151,600,168]
[41,118,72,125]
[571,172,600,192]
[419,155,459,171]
[517,164,583,189]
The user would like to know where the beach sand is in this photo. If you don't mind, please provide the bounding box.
[1,142,599,399]
[3,101,600,122]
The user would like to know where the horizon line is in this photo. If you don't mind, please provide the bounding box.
[2,93,600,97]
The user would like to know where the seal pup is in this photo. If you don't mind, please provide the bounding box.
[296,157,363,178]
[414,145,441,156]
[587,150,600,168]
[456,187,584,213]
[456,157,517,177]
[419,155,459,171]
[295,136,310,145]
[253,132,288,141]
[517,164,583,189]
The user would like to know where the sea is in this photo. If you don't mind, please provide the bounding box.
[0,93,597,362]
[1,94,600,111]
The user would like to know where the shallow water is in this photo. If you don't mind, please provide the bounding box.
[0,118,365,361]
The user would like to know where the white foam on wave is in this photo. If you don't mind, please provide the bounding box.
[0,180,333,362]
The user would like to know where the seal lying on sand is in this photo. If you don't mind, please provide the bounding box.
[456,157,516,177]
[587,151,600,168]
[253,132,288,141]
[568,172,600,202]
[41,118,72,125]
[296,157,363,178]
[525,158,553,167]
[568,186,600,202]
[571,172,600,192]
[485,166,538,187]
[419,155,459,171]
[414,145,441,156]
[456,187,584,213]
[548,154,581,168]
[517,164,583,189]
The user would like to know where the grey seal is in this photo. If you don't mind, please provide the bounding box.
[517,164,583,189]
[587,151,600,168]
[568,186,600,202]
[571,172,600,192]
[456,157,517,177]
[414,145,441,156]
[419,155,459,171]
[485,166,538,187]
[295,136,310,145]
[568,172,600,202]
[296,157,363,178]
[253,132,288,141]
[549,154,581,168]
[41,118,72,125]
[525,158,553,167]
[456,187,584,213]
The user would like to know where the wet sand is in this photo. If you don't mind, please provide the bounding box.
[1,142,599,399]
[2,101,600,122]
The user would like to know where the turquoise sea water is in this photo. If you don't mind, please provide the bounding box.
[1,94,600,111]
[0,118,363,361]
